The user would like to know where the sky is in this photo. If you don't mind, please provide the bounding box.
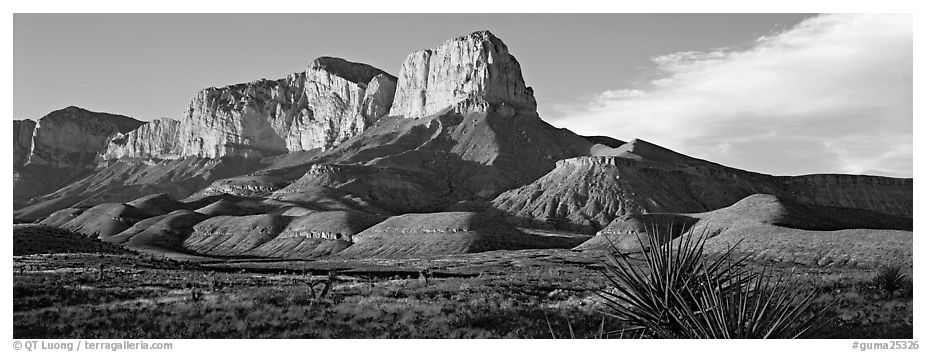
[13,13,912,177]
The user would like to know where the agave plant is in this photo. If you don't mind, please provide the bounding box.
[597,224,828,339]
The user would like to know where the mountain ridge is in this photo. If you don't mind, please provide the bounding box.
[12,30,912,262]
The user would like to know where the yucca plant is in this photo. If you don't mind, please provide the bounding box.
[873,265,907,297]
[597,224,828,338]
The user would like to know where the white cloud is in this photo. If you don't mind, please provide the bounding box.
[554,14,912,177]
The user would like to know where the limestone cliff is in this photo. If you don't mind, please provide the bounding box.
[14,107,143,206]
[103,118,183,159]
[780,174,912,218]
[104,57,397,159]
[388,30,537,118]
[13,119,36,169]
[21,106,143,168]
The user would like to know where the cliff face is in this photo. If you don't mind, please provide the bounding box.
[13,107,144,206]
[780,174,913,218]
[104,57,397,159]
[22,106,143,168]
[103,118,183,159]
[13,119,37,169]
[388,31,537,118]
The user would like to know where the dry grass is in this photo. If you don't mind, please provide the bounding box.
[13,247,912,339]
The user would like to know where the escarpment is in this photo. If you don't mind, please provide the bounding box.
[103,57,398,160]
[103,118,183,160]
[14,107,144,206]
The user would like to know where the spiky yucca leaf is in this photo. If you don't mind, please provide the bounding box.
[670,267,825,338]
[597,223,828,339]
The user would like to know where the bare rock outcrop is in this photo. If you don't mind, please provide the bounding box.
[104,57,397,159]
[779,174,912,218]
[103,118,182,159]
[13,107,143,206]
[388,30,537,118]
[13,119,37,168]
[20,106,143,168]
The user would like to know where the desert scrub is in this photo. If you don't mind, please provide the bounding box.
[809,271,913,338]
[597,227,830,338]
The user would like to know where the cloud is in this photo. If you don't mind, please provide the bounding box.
[553,14,912,177]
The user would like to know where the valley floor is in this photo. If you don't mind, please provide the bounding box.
[13,250,913,339]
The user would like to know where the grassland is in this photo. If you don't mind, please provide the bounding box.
[13,249,912,339]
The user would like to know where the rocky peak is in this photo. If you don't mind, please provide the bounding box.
[38,106,142,135]
[388,30,537,118]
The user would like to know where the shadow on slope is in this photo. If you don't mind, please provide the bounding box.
[174,210,386,259]
[14,156,266,222]
[249,211,386,258]
[13,224,131,256]
[55,203,151,240]
[106,210,210,252]
[336,211,583,258]
[225,108,596,215]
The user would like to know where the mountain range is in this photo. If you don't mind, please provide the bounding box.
[12,30,913,262]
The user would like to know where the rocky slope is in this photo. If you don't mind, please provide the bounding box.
[103,57,397,160]
[576,194,913,269]
[13,156,266,221]
[13,107,144,206]
[491,139,913,232]
[107,210,210,251]
[184,30,595,214]
[13,224,130,256]
[56,203,152,239]
[777,174,912,218]
[255,106,594,213]
[336,212,572,257]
